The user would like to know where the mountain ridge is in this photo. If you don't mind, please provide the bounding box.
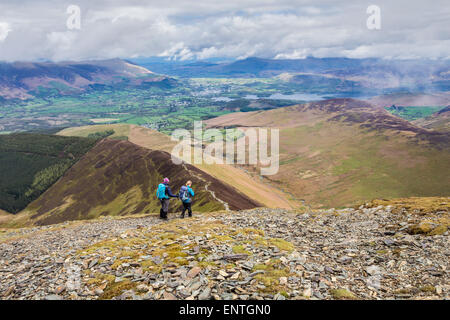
[0,58,172,100]
[6,138,261,227]
[133,56,450,92]
[205,98,450,208]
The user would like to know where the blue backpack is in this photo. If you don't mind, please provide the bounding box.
[179,186,190,202]
[156,183,167,199]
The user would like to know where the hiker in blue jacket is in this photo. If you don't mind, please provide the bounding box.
[156,177,178,220]
[179,180,195,218]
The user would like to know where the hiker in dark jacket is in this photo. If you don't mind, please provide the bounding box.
[179,180,195,218]
[156,177,178,220]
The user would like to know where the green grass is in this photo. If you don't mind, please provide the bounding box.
[0,75,370,134]
[385,106,445,121]
[87,130,115,139]
[233,103,450,209]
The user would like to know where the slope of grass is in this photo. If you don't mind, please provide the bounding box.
[385,106,445,121]
[0,209,13,225]
[58,124,296,209]
[413,106,450,132]
[7,139,259,227]
[58,124,131,139]
[0,133,98,213]
[205,99,450,208]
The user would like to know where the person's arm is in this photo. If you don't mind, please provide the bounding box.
[189,188,194,197]
[166,186,178,198]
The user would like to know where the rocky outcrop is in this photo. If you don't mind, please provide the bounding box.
[1,202,448,300]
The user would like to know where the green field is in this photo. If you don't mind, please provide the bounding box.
[0,76,369,135]
[385,106,445,121]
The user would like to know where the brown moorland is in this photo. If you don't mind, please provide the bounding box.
[414,106,450,132]
[205,98,450,208]
[8,139,260,227]
[59,124,296,209]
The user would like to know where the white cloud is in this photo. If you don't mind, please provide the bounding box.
[0,1,448,61]
[0,22,12,42]
[159,42,194,61]
[275,49,308,59]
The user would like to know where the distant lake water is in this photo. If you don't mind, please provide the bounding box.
[212,97,233,102]
[212,92,336,102]
[245,93,326,101]
[267,93,326,101]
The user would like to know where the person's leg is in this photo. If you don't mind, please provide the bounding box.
[159,200,164,218]
[162,199,170,219]
[180,202,187,218]
[187,202,192,217]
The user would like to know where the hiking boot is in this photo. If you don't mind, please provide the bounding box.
[188,214,192,217]
[180,214,185,219]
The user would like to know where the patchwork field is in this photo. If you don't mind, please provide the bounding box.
[385,106,446,121]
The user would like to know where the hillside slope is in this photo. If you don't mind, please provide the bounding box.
[58,124,296,209]
[9,139,260,226]
[413,106,450,132]
[0,59,171,99]
[0,133,98,213]
[206,98,450,208]
[0,209,12,225]
[367,92,450,108]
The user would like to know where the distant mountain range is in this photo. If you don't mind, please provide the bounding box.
[133,56,450,91]
[0,58,175,100]
[1,56,449,101]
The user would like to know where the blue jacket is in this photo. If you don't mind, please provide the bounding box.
[179,185,194,203]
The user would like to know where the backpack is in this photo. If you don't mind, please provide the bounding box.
[179,186,190,202]
[156,183,166,199]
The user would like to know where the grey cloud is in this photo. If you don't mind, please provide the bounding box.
[0,0,448,61]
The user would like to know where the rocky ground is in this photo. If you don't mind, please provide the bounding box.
[0,203,448,300]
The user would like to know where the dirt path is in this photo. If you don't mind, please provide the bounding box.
[182,163,230,211]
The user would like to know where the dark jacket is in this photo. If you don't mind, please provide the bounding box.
[164,184,178,198]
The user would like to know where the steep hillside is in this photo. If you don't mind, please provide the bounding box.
[0,133,98,213]
[0,59,173,99]
[367,92,450,108]
[9,139,260,226]
[413,106,450,132]
[0,209,12,225]
[58,124,296,209]
[206,98,450,208]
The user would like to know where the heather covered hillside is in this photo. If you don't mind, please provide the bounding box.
[414,106,450,132]
[58,124,296,210]
[206,98,450,208]
[7,139,260,227]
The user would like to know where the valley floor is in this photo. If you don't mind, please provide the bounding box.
[0,205,448,300]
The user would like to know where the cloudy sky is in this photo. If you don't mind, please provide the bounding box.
[0,0,449,62]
